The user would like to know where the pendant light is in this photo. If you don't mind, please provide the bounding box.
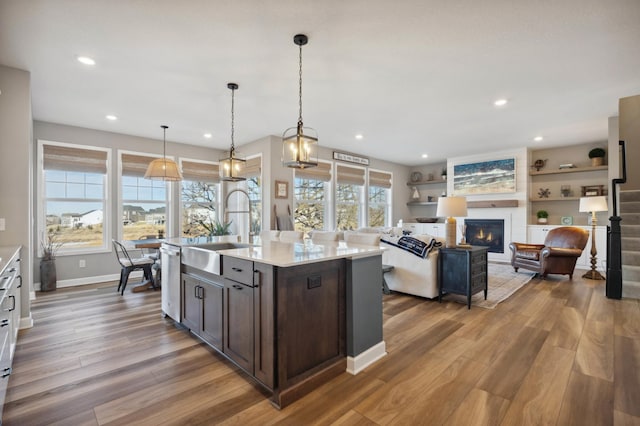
[282,33,318,169]
[220,82,246,181]
[144,125,183,181]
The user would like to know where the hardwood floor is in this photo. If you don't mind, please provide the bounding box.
[4,272,640,425]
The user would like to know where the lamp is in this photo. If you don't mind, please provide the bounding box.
[579,195,608,280]
[144,125,183,181]
[220,83,246,181]
[436,196,468,248]
[282,34,318,169]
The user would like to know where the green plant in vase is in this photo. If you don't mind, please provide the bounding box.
[536,210,549,224]
[588,148,606,167]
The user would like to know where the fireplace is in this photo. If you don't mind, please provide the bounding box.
[465,219,505,253]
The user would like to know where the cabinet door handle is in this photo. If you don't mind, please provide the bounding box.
[253,270,260,287]
[2,367,11,378]
[232,284,244,290]
[231,267,243,273]
[0,319,8,327]
[198,286,204,299]
[8,295,15,312]
[194,285,199,299]
[18,275,22,288]
[8,268,16,273]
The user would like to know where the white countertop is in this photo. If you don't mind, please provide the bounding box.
[218,240,385,267]
[0,246,21,275]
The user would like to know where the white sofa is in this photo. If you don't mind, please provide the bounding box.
[353,227,444,299]
[381,234,443,299]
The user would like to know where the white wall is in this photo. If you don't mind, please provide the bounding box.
[0,65,34,327]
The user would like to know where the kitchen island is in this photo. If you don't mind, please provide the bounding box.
[165,238,386,408]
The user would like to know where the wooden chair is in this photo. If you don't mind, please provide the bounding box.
[112,240,156,295]
[509,226,589,279]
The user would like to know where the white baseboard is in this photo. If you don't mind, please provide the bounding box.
[34,272,125,291]
[19,314,34,329]
[346,341,387,375]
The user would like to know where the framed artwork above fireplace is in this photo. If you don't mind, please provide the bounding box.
[453,158,516,195]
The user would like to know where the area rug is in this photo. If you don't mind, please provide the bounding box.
[448,262,536,309]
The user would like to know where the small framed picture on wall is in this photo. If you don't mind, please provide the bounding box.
[275,180,288,199]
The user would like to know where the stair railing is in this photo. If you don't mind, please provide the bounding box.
[607,140,626,299]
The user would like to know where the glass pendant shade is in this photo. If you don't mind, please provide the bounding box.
[282,122,318,168]
[144,125,183,181]
[282,33,318,169]
[220,82,246,181]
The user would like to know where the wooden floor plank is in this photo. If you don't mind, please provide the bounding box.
[3,273,637,425]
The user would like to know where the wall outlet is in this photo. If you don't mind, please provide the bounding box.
[0,218,5,231]
[79,259,86,268]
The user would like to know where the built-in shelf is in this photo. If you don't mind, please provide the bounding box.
[406,179,446,186]
[406,201,437,206]
[529,165,607,176]
[530,197,580,202]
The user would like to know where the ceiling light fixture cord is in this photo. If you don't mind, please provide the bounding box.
[230,85,235,152]
[298,41,303,126]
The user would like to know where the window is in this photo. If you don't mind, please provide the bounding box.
[38,141,110,253]
[294,161,332,233]
[336,165,365,231]
[368,169,392,227]
[180,159,221,237]
[120,152,168,241]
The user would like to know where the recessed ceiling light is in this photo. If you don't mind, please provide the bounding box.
[534,136,543,142]
[494,99,508,107]
[77,56,96,66]
[422,154,428,158]
[105,115,117,121]
[204,133,212,139]
[355,134,363,140]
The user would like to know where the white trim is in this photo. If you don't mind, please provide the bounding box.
[34,272,126,291]
[346,340,386,375]
[19,314,34,329]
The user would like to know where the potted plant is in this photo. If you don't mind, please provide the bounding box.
[210,220,232,236]
[536,210,549,224]
[40,230,63,292]
[588,147,606,167]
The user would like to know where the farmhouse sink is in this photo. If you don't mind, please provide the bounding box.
[181,242,251,275]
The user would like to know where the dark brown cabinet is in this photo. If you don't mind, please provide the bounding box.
[438,246,488,309]
[224,278,254,372]
[182,274,224,350]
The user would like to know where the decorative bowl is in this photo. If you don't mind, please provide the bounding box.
[415,217,438,223]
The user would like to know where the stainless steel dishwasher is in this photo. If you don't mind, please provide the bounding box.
[160,243,181,321]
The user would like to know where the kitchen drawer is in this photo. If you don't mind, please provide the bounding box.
[223,257,254,286]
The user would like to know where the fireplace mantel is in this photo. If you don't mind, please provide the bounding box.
[467,199,519,208]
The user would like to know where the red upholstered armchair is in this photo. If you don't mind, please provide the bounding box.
[509,226,589,279]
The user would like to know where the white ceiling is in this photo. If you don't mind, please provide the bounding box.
[1,0,639,165]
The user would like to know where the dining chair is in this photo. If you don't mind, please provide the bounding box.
[112,240,157,295]
[310,231,340,243]
[278,230,304,242]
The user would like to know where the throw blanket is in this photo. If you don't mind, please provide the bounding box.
[380,235,442,258]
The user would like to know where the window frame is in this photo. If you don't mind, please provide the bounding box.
[367,168,393,228]
[117,149,172,242]
[37,139,112,256]
[178,158,222,238]
[293,159,333,232]
[335,163,366,231]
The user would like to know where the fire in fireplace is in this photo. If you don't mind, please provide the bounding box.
[464,219,505,253]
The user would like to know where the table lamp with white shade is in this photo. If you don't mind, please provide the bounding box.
[436,196,468,248]
[579,195,608,280]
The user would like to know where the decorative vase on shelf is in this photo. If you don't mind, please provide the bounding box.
[411,187,420,201]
